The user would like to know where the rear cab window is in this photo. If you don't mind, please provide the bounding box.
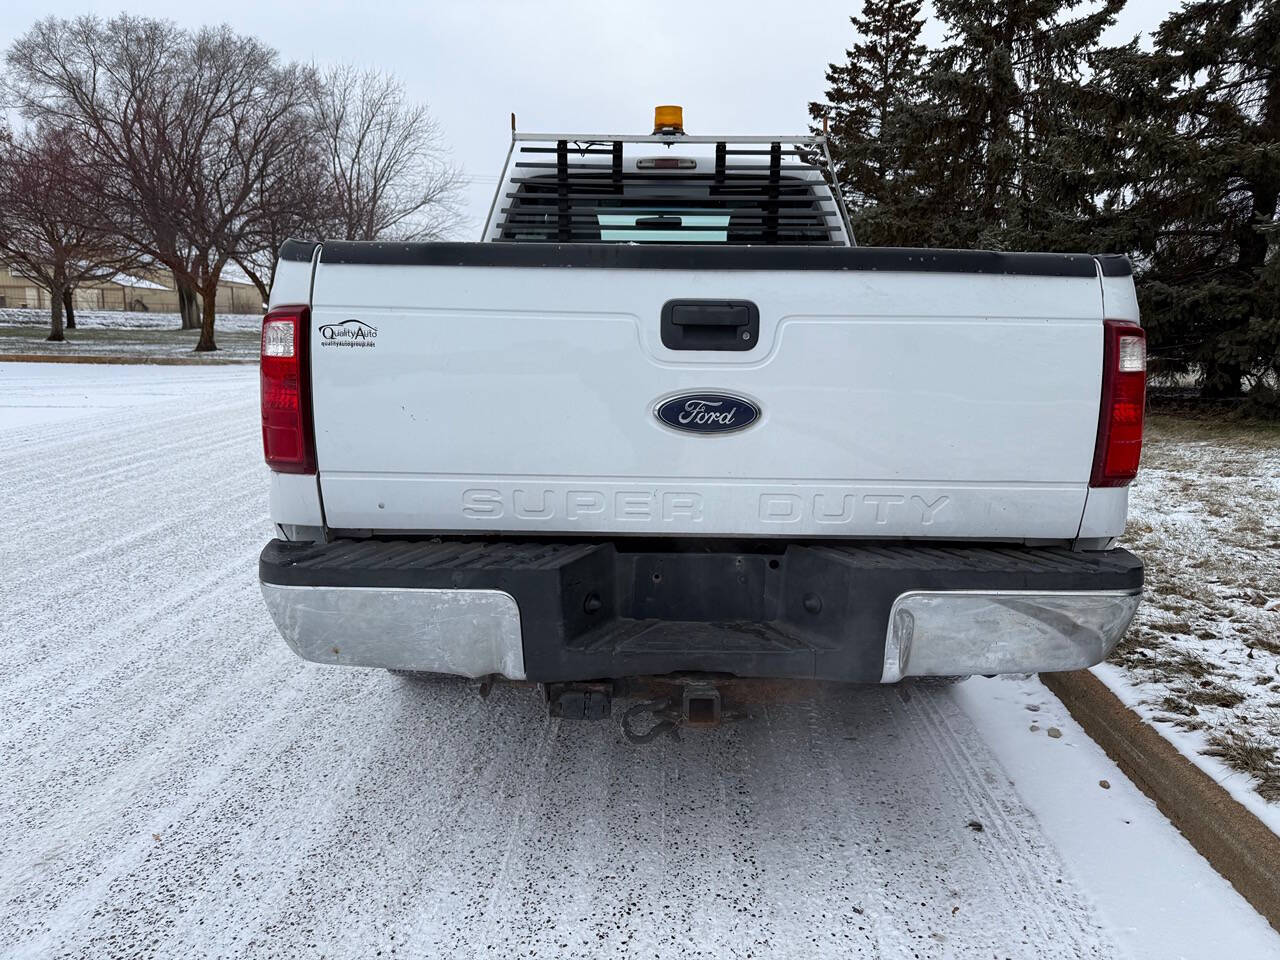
[490,139,849,245]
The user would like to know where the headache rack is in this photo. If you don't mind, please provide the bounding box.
[483,131,855,246]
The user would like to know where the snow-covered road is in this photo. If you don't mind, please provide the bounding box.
[2,362,1277,960]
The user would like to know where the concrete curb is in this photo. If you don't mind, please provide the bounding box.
[0,353,254,366]
[1041,669,1280,932]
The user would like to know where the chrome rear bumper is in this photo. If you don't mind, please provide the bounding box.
[259,539,1142,683]
[880,589,1141,682]
[260,582,526,679]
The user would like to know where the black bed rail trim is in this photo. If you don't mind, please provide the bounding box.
[285,238,1131,278]
[1094,254,1133,277]
[311,240,1105,276]
[278,238,320,263]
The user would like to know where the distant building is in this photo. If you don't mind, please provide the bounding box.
[0,263,264,315]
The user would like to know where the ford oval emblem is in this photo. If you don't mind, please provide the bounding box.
[654,392,761,435]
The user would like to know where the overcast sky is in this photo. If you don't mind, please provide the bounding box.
[1,0,1180,237]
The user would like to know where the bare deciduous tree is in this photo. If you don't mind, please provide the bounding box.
[6,15,313,351]
[314,65,465,241]
[5,20,466,339]
[233,132,339,303]
[232,66,466,297]
[0,124,135,341]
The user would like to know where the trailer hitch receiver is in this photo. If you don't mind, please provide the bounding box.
[681,682,722,726]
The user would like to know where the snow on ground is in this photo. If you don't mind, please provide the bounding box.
[0,307,263,333]
[0,308,262,362]
[1,362,1277,959]
[1094,662,1280,838]
[955,675,1280,951]
[0,362,258,430]
[1113,416,1280,806]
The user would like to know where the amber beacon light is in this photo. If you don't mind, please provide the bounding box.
[653,105,684,135]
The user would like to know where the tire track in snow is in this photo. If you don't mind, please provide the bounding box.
[896,689,1058,940]
[0,394,254,544]
[208,680,495,958]
[907,688,1090,939]
[0,398,250,498]
[0,476,266,685]
[224,684,552,960]
[466,715,562,959]
[19,671,540,959]
[711,695,888,959]
[1,392,262,665]
[0,378,253,489]
[0,565,272,823]
[0,422,249,530]
[0,447,259,586]
[0,583,379,944]
[4,647,325,954]
[891,686,1111,956]
[0,540,260,784]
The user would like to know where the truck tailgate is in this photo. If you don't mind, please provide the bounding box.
[308,254,1104,539]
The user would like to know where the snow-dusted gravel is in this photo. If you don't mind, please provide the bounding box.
[2,362,1277,960]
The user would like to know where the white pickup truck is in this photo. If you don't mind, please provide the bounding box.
[258,109,1145,720]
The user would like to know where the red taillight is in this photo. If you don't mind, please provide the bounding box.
[1091,319,1146,487]
[261,304,315,474]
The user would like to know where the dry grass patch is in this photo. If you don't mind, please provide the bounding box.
[1115,414,1280,805]
[1184,684,1246,709]
[1204,730,1280,802]
[1250,633,1280,656]
[1143,414,1280,446]
[1158,694,1199,717]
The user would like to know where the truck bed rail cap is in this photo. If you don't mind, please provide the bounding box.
[308,241,1102,277]
[1094,254,1133,277]
[278,239,321,263]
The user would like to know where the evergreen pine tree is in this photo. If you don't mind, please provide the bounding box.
[809,0,926,245]
[908,0,1122,250]
[1092,0,1279,397]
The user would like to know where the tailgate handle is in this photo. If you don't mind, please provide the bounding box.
[661,300,759,351]
[672,305,749,326]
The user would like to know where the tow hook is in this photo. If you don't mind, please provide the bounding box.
[619,679,726,744]
[620,697,684,744]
